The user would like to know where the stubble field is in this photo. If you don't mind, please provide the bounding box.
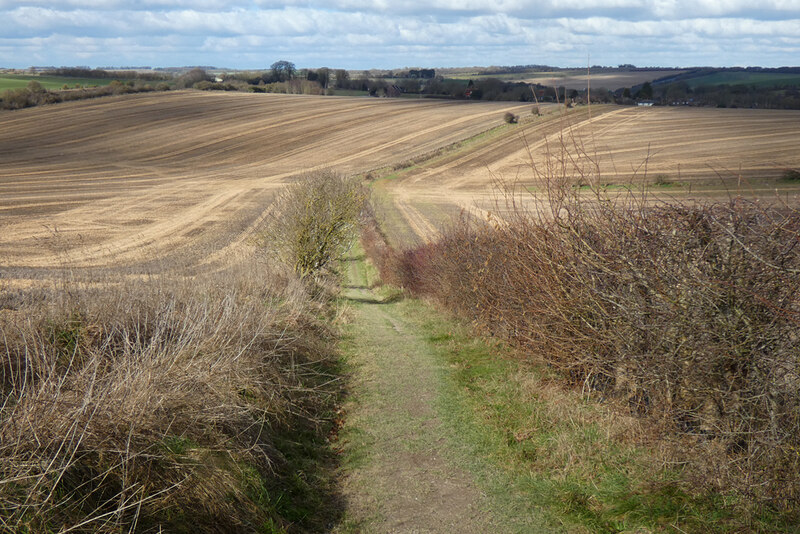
[2,92,800,268]
[382,105,800,243]
[0,90,530,283]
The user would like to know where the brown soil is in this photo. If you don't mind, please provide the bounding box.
[519,69,688,90]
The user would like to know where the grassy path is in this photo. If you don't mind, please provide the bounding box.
[334,256,496,532]
[331,252,789,533]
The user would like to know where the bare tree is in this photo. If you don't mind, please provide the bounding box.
[270,60,296,82]
[334,69,350,89]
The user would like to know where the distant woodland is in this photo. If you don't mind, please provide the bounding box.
[3,64,800,110]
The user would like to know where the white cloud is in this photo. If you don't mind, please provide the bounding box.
[563,16,800,37]
[0,1,799,68]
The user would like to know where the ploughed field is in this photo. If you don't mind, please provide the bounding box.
[3,92,800,266]
[384,106,800,244]
[0,91,530,282]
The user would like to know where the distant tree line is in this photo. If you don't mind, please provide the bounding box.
[44,67,169,81]
[407,69,435,79]
[0,79,168,111]
[15,63,799,111]
[690,85,800,109]
[183,59,567,102]
[611,78,800,109]
[607,67,800,109]
[174,61,800,110]
[657,83,800,109]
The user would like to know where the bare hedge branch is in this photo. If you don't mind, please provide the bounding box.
[376,163,800,510]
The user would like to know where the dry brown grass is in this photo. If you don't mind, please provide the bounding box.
[0,257,338,532]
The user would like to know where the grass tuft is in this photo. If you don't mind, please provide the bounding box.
[782,168,800,181]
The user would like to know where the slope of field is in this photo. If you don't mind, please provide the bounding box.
[509,70,684,90]
[443,69,685,90]
[684,71,800,88]
[0,74,116,91]
[383,106,800,244]
[0,91,530,280]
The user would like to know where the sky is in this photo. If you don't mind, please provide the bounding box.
[1,1,799,70]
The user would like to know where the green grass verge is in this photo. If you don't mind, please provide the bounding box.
[385,294,795,533]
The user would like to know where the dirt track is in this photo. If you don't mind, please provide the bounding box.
[0,91,530,279]
[338,258,495,532]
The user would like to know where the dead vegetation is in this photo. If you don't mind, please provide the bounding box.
[367,135,800,516]
[0,257,342,532]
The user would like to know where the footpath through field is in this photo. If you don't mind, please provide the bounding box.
[334,256,502,532]
[329,250,774,533]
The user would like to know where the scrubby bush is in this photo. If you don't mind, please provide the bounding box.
[782,168,800,181]
[653,173,670,185]
[43,67,169,82]
[26,80,44,93]
[254,79,324,95]
[504,112,518,124]
[193,80,242,91]
[1,82,170,111]
[264,170,368,279]
[175,68,209,89]
[379,161,800,510]
[0,83,62,109]
[0,88,34,109]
